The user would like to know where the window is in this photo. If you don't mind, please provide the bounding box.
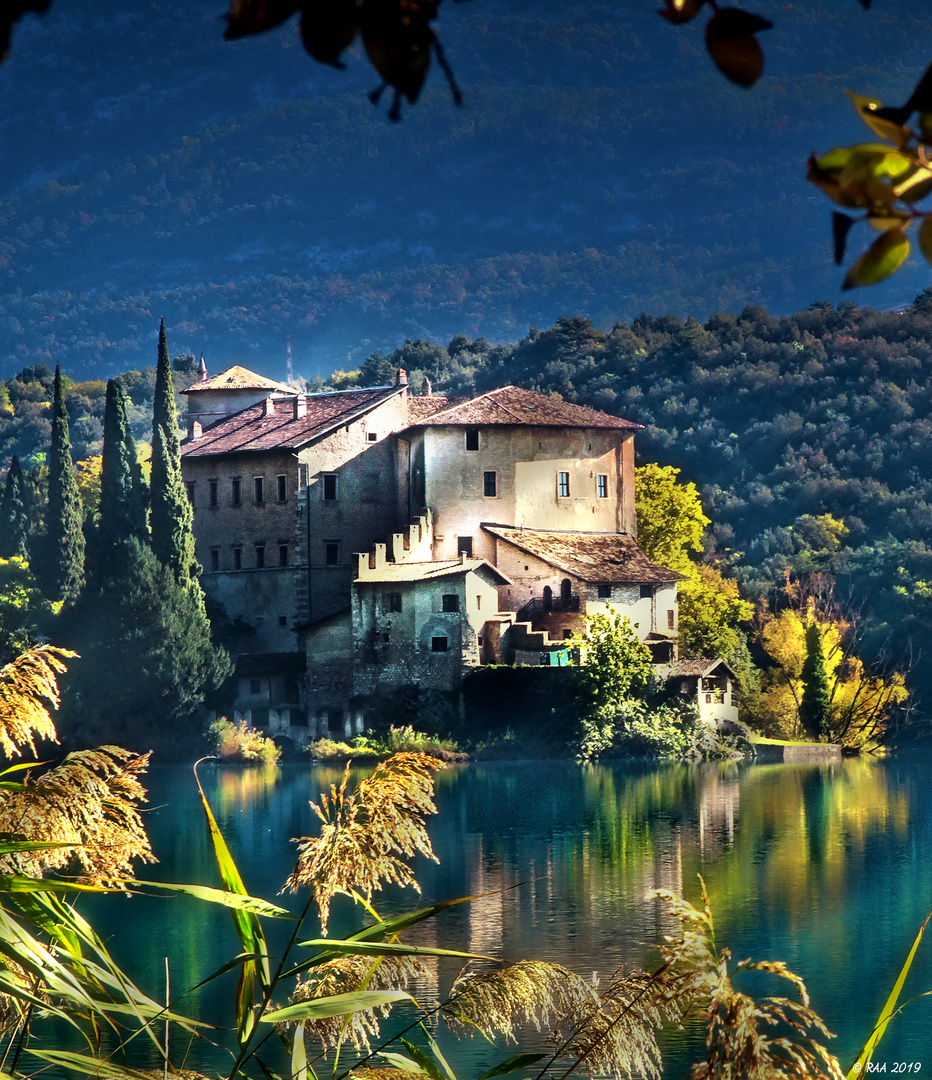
[233,546,242,570]
[667,609,676,630]
[279,544,288,567]
[322,473,338,501]
[431,636,449,652]
[208,479,218,507]
[231,478,241,506]
[563,629,574,639]
[325,542,339,566]
[367,432,378,442]
[255,545,266,569]
[249,678,261,695]
[387,593,402,613]
[185,481,195,504]
[597,474,608,498]
[465,429,479,451]
[209,548,219,572]
[476,595,481,610]
[597,583,612,599]
[483,471,497,497]
[278,615,287,627]
[557,471,570,497]
[254,476,264,504]
[442,594,460,612]
[457,536,473,557]
[640,584,654,599]
[277,474,287,501]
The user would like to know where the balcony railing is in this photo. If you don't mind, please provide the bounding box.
[518,594,580,621]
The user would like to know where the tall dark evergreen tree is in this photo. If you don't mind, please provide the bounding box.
[97,379,147,565]
[150,318,197,583]
[44,365,85,604]
[799,622,832,740]
[0,457,30,560]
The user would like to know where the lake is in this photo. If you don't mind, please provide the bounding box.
[82,756,932,1077]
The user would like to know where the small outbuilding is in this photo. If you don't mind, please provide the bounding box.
[656,658,740,725]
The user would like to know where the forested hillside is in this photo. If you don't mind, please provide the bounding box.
[3,0,932,377]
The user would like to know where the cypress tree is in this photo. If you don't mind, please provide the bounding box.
[150,318,197,583]
[0,457,30,560]
[97,379,147,562]
[45,365,85,604]
[799,622,832,740]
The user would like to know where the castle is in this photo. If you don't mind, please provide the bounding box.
[180,365,737,742]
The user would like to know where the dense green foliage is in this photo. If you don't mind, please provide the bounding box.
[150,320,196,584]
[0,457,28,560]
[800,623,832,739]
[41,366,85,605]
[94,379,147,571]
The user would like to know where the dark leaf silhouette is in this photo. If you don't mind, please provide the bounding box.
[832,212,856,265]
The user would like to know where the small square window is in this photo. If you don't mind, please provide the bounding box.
[233,546,242,570]
[277,474,287,501]
[597,583,612,599]
[231,478,241,506]
[209,479,218,507]
[278,615,288,627]
[279,544,288,567]
[254,476,264,504]
[255,545,266,569]
[483,471,497,497]
[478,634,484,646]
[322,474,338,501]
[387,593,402,612]
[465,429,479,451]
[457,536,473,557]
[597,474,608,498]
[367,432,378,442]
[431,636,449,652]
[442,594,460,612]
[325,542,339,566]
[640,584,653,599]
[563,629,573,639]
[557,471,570,497]
[209,548,219,572]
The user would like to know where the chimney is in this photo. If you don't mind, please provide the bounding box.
[420,376,432,396]
[262,396,275,417]
[293,394,307,419]
[187,419,203,441]
[394,368,407,386]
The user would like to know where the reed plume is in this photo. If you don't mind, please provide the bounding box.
[0,645,74,757]
[654,881,845,1080]
[291,953,426,1051]
[285,752,444,930]
[0,746,155,885]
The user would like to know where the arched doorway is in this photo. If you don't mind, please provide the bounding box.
[543,586,553,611]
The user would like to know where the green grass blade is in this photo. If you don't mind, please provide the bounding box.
[194,762,271,995]
[297,939,495,962]
[417,1022,457,1080]
[262,989,414,1024]
[129,879,295,918]
[400,1038,449,1080]
[292,1021,309,1080]
[847,910,932,1078]
[29,1049,156,1080]
[377,1052,430,1075]
[477,1054,548,1080]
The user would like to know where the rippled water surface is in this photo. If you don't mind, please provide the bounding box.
[85,756,932,1076]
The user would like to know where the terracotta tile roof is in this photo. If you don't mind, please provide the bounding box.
[656,658,737,679]
[184,365,296,394]
[356,558,511,585]
[407,386,641,430]
[181,386,403,457]
[406,395,466,423]
[483,526,685,583]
